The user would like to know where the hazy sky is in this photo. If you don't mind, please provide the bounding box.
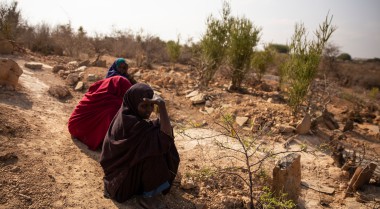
[11,0,380,58]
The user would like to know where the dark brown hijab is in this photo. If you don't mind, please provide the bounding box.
[100,83,177,198]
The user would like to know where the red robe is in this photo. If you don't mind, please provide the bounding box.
[68,76,132,150]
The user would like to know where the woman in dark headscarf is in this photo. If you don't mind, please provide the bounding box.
[106,58,137,84]
[100,83,179,209]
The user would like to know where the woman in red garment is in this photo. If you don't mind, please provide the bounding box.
[68,75,132,150]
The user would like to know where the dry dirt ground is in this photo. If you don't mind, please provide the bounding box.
[1,53,380,209]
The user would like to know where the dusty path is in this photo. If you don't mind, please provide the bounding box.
[0,56,146,208]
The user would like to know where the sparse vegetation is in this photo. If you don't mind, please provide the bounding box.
[280,14,336,114]
[200,1,261,90]
[259,186,296,209]
[166,36,181,66]
[251,46,274,81]
[199,1,230,87]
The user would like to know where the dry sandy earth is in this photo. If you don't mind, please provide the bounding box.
[1,54,379,209]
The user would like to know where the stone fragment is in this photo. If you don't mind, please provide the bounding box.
[190,93,206,105]
[87,74,96,81]
[272,153,301,203]
[345,163,377,197]
[323,111,339,130]
[24,62,43,70]
[296,114,311,134]
[66,73,79,86]
[186,90,199,98]
[74,66,86,73]
[205,100,212,107]
[343,120,354,132]
[52,65,66,73]
[74,81,84,91]
[78,60,90,67]
[236,116,249,127]
[181,177,197,190]
[278,125,296,134]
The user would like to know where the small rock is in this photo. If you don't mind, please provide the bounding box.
[58,70,65,77]
[205,100,212,107]
[186,90,199,98]
[236,117,249,127]
[296,114,311,134]
[74,81,84,91]
[78,60,90,67]
[24,62,43,70]
[190,93,206,105]
[52,65,66,73]
[181,177,197,190]
[74,66,86,73]
[68,61,78,67]
[66,73,79,86]
[343,120,354,132]
[87,74,96,81]
[278,124,296,133]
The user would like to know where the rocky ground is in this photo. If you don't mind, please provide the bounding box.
[1,52,380,209]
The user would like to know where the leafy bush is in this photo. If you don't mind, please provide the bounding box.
[268,43,289,54]
[200,1,260,89]
[251,47,274,81]
[227,16,260,90]
[280,14,336,114]
[199,1,230,87]
[337,53,351,61]
[259,186,296,209]
[166,36,181,64]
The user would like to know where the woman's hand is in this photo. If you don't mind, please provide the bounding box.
[142,95,165,107]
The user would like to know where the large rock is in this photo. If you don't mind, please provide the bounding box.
[0,58,23,89]
[272,153,301,204]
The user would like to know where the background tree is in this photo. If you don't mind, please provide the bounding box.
[251,46,274,82]
[166,35,181,67]
[280,14,336,114]
[199,1,230,87]
[200,1,260,90]
[227,16,261,90]
[337,52,352,61]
